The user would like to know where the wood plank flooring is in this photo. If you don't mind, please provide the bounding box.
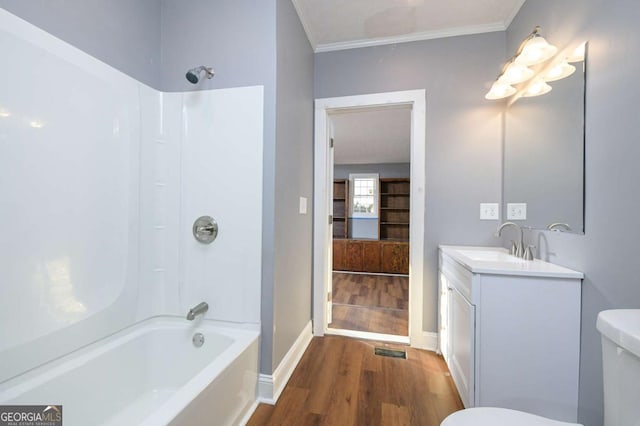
[329,272,408,336]
[247,336,463,426]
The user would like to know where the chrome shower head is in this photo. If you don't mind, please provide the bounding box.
[185,66,214,84]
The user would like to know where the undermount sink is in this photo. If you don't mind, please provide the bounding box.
[455,248,521,262]
[439,245,584,278]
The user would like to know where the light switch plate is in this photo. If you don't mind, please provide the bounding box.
[507,203,527,220]
[480,203,499,220]
[299,197,308,214]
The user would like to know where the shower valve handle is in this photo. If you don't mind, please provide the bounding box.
[197,225,216,235]
[192,216,218,244]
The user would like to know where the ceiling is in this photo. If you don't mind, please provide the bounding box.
[332,107,411,165]
[292,0,525,52]
[304,1,526,164]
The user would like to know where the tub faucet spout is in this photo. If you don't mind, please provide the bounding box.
[186,302,209,320]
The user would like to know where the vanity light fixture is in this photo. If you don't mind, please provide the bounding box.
[543,61,576,82]
[514,32,557,66]
[0,109,10,118]
[523,78,552,97]
[485,26,568,100]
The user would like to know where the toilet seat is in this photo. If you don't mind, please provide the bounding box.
[441,407,582,426]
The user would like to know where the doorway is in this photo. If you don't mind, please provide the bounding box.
[329,107,411,339]
[313,90,426,347]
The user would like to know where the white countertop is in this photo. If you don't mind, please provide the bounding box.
[440,245,584,279]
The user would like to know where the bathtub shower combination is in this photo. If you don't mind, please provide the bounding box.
[0,319,259,425]
[0,9,263,425]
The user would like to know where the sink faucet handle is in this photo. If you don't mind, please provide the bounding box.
[523,245,536,261]
[509,240,518,255]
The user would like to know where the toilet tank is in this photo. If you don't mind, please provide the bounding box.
[597,310,640,426]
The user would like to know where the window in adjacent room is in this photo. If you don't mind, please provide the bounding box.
[349,173,378,218]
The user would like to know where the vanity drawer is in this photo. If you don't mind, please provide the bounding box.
[440,253,473,302]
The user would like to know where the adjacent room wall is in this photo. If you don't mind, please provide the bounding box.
[0,0,161,89]
[334,162,410,179]
[315,33,506,332]
[506,1,640,425]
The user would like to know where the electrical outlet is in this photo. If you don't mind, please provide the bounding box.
[507,203,527,220]
[480,203,499,220]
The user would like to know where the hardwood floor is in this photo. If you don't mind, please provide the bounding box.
[247,336,463,426]
[329,272,408,336]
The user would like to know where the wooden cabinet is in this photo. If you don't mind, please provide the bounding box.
[381,241,409,274]
[333,239,408,274]
[331,177,410,273]
[332,179,348,239]
[346,240,363,271]
[332,239,346,271]
[379,178,410,241]
[362,241,381,273]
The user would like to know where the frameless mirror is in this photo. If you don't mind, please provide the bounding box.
[503,42,587,233]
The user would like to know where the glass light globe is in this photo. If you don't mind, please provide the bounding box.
[485,81,516,100]
[523,79,552,97]
[501,62,534,85]
[544,61,576,82]
[515,36,558,66]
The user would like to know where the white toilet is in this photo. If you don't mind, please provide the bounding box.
[441,309,640,426]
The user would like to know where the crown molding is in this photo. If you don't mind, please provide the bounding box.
[314,22,507,53]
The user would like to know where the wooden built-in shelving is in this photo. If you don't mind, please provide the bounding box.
[379,178,410,241]
[332,179,348,239]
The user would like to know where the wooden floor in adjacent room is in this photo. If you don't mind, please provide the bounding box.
[329,272,408,336]
[247,335,463,426]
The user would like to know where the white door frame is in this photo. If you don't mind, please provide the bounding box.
[312,89,426,347]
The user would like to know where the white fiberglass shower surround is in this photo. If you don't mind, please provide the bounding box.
[0,9,263,426]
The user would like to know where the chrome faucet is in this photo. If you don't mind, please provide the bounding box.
[186,302,209,321]
[547,222,572,232]
[496,222,525,258]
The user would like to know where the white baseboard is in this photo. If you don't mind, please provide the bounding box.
[238,399,260,426]
[412,331,438,351]
[258,320,313,405]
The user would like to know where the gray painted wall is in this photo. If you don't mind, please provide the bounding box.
[271,0,314,372]
[0,0,161,89]
[506,1,640,425]
[316,34,506,331]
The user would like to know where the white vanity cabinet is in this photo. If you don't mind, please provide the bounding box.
[438,246,583,423]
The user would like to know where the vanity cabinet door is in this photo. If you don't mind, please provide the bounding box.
[448,286,475,408]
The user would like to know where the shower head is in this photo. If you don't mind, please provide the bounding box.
[185,66,215,84]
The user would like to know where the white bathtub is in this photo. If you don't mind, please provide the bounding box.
[0,317,260,425]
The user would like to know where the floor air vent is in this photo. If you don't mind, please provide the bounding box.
[374,347,407,359]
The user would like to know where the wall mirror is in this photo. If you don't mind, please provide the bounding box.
[503,42,587,233]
